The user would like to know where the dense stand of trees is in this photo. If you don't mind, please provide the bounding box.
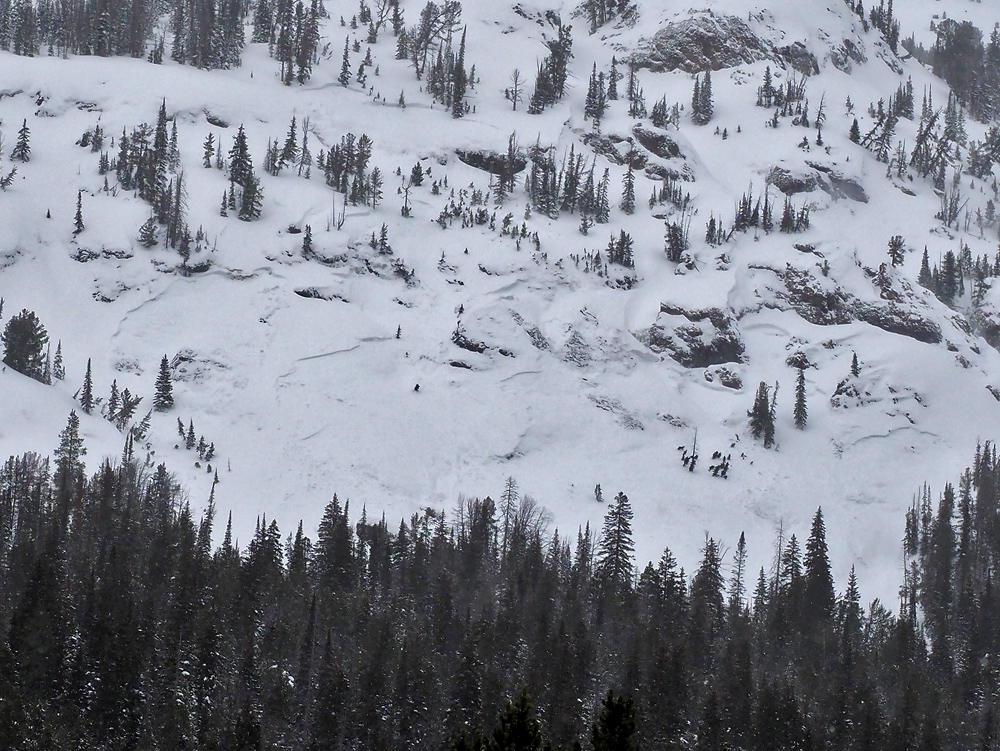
[4,421,1000,749]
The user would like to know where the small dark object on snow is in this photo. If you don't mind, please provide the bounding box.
[414,384,420,392]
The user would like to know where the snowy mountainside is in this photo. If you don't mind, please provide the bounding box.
[2,0,1000,602]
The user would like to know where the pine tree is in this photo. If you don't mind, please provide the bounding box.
[228,125,252,187]
[2,309,48,381]
[851,352,860,377]
[748,381,773,445]
[620,159,635,215]
[11,119,30,162]
[80,358,95,414]
[154,355,174,411]
[918,247,933,288]
[888,235,905,267]
[592,690,638,751]
[697,69,713,124]
[302,224,313,257]
[339,37,352,86]
[794,368,807,429]
[594,491,635,592]
[491,688,542,751]
[73,190,85,234]
[849,118,861,143]
[203,133,215,168]
[239,172,264,221]
[138,216,158,247]
[280,116,299,169]
[52,340,65,380]
[452,27,468,119]
[803,507,835,628]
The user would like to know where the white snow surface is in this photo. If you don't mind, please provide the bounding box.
[2,0,1000,604]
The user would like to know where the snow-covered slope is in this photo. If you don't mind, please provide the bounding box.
[2,0,1000,602]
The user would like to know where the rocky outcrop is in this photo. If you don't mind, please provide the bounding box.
[632,14,771,73]
[829,38,866,73]
[641,304,744,368]
[632,126,682,160]
[753,265,942,344]
[776,42,819,76]
[766,167,819,196]
[767,163,868,203]
[456,149,527,176]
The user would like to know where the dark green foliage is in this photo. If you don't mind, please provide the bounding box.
[491,688,542,751]
[526,22,572,114]
[79,358,94,413]
[595,491,635,592]
[620,158,635,215]
[154,355,173,411]
[73,190,84,234]
[592,690,637,751]
[794,368,807,429]
[11,119,30,162]
[748,381,775,447]
[691,70,713,125]
[888,234,906,266]
[138,215,158,247]
[6,422,1000,751]
[2,309,48,381]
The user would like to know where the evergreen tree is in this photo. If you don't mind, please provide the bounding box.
[52,340,65,380]
[11,118,30,162]
[491,688,543,751]
[138,216,158,247]
[794,368,807,429]
[80,358,95,414]
[280,116,299,170]
[203,133,215,168]
[697,69,713,124]
[74,190,85,234]
[620,159,635,215]
[918,247,933,288]
[748,381,774,446]
[888,235,905,267]
[452,27,468,119]
[339,37,352,86]
[239,172,264,221]
[302,224,313,257]
[851,353,860,377]
[849,118,861,143]
[591,690,638,751]
[154,355,174,411]
[228,125,253,187]
[595,491,635,592]
[2,308,48,381]
[803,507,835,629]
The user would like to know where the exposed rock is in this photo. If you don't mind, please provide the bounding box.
[644,164,685,182]
[455,148,527,176]
[581,132,631,166]
[767,167,819,196]
[704,366,743,390]
[775,42,819,75]
[818,173,868,203]
[753,264,942,344]
[767,164,867,202]
[632,125,682,160]
[829,38,866,73]
[641,304,745,368]
[632,13,771,73]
